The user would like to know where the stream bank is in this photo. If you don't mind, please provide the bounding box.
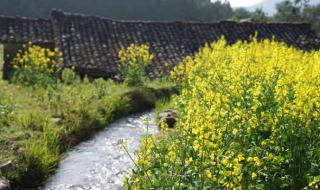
[4,85,177,189]
[42,111,158,190]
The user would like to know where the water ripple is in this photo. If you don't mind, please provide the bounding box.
[42,111,158,190]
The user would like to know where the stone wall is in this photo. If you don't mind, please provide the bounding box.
[0,10,319,80]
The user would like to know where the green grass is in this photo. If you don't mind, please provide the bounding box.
[0,75,175,188]
[0,44,176,188]
[155,98,175,115]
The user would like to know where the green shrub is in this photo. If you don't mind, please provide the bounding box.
[44,77,110,134]
[61,68,80,85]
[54,86,93,133]
[92,78,110,98]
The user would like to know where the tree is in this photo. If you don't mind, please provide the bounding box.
[273,0,310,21]
[272,0,319,34]
[302,4,320,33]
[231,8,252,21]
[252,8,269,22]
[0,0,234,22]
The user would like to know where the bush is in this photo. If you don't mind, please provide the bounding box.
[61,68,80,85]
[47,83,95,133]
[127,38,320,189]
[44,75,112,134]
[92,78,110,98]
[118,44,153,86]
[11,44,63,88]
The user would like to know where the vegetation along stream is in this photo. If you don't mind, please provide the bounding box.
[42,111,158,190]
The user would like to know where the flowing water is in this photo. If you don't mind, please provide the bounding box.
[42,111,158,190]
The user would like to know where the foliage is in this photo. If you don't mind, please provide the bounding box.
[251,8,269,22]
[272,0,320,36]
[127,38,320,189]
[103,94,132,121]
[232,8,269,22]
[0,0,233,22]
[274,0,310,21]
[0,67,174,188]
[92,78,111,99]
[19,122,60,185]
[61,67,80,85]
[302,4,320,33]
[0,91,14,126]
[11,44,63,88]
[45,77,108,133]
[119,44,153,86]
[231,0,320,32]
[155,98,174,116]
[17,111,48,131]
[232,8,252,21]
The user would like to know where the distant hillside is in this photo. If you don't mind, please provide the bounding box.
[0,0,233,22]
[247,0,319,15]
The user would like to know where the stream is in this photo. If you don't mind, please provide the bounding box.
[42,111,158,190]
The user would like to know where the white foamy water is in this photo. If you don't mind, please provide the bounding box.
[42,111,157,190]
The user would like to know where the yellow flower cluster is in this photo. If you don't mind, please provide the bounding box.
[172,38,319,189]
[13,43,63,74]
[118,44,153,67]
[128,38,320,189]
[118,44,154,85]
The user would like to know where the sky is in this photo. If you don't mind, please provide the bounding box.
[223,0,265,7]
[217,0,319,15]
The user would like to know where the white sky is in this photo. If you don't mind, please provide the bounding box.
[222,0,265,7]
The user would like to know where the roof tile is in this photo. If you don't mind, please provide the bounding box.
[0,10,319,80]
